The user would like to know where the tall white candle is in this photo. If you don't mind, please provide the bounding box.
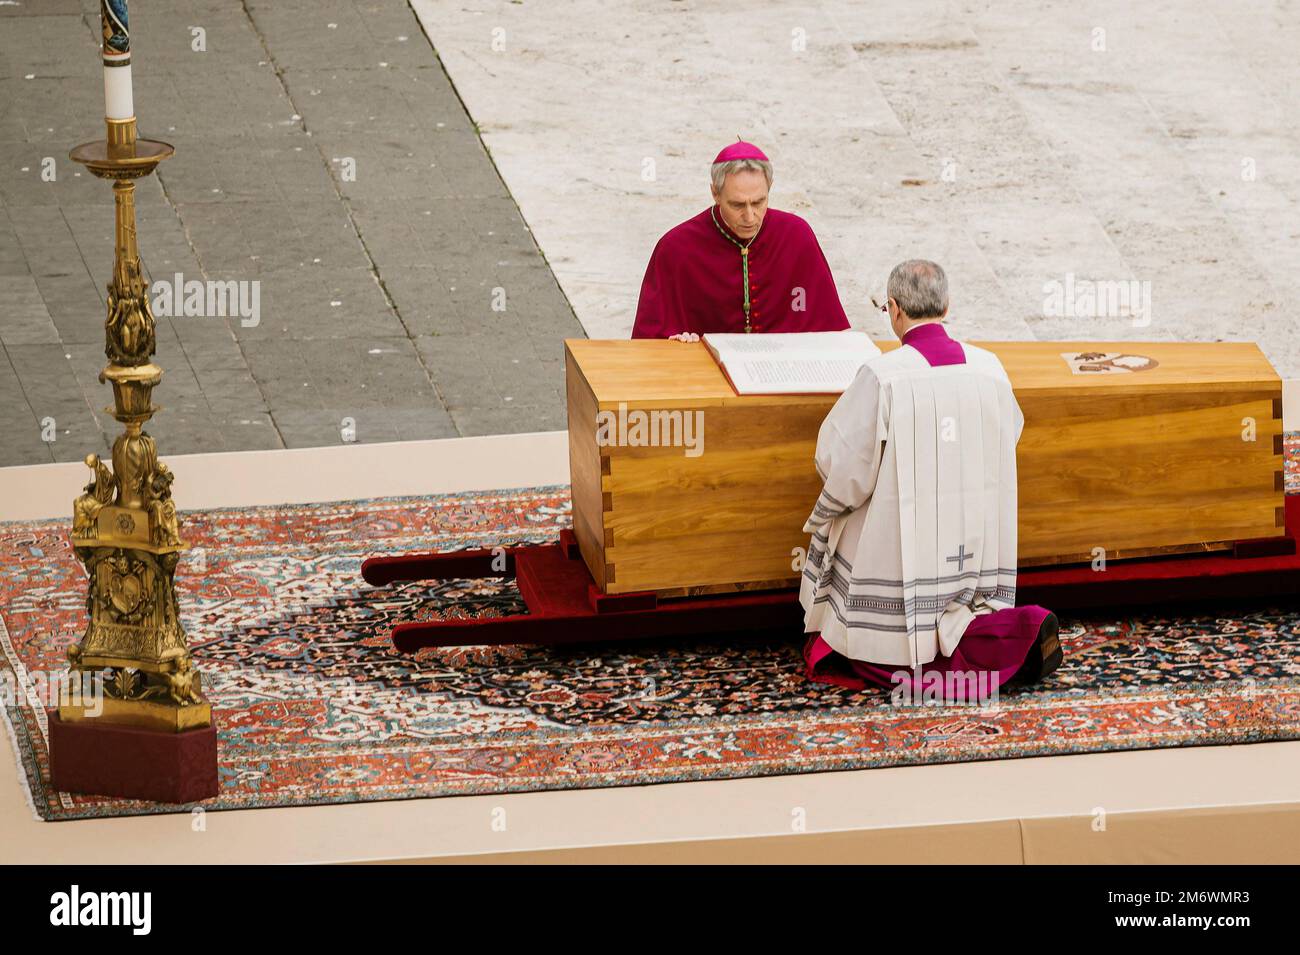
[101,0,134,120]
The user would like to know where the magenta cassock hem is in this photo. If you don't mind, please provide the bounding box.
[803,605,1052,699]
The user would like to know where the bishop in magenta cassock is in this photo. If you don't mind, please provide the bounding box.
[632,142,850,339]
[800,260,1062,703]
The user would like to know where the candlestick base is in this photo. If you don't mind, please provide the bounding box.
[48,712,218,804]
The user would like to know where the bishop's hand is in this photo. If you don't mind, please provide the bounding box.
[668,332,701,343]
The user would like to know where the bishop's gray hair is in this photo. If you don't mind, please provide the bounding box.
[710,158,773,192]
[887,259,949,319]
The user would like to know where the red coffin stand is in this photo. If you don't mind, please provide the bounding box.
[364,498,1300,651]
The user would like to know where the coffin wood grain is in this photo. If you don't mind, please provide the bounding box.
[566,339,1284,595]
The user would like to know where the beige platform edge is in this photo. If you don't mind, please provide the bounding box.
[2,429,1299,863]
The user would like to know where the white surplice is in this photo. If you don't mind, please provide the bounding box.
[799,342,1024,667]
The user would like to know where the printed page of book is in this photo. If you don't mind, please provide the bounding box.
[703,331,882,394]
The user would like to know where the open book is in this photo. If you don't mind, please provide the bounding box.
[703,330,883,395]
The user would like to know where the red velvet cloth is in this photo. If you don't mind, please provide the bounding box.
[631,207,849,338]
[48,713,218,803]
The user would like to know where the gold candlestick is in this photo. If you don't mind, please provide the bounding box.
[62,14,208,733]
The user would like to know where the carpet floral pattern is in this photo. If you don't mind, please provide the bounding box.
[2,486,1298,821]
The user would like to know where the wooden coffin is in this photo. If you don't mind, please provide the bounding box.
[565,339,1285,596]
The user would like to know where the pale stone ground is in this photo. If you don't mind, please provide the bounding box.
[412,0,1300,374]
[5,0,1299,469]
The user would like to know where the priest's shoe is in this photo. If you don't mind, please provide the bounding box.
[1011,611,1062,685]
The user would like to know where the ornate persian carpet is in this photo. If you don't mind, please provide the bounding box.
[3,481,1300,821]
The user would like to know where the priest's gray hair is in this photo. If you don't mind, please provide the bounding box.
[710,158,774,192]
[888,259,949,319]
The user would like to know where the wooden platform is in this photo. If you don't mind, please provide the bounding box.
[566,338,1285,596]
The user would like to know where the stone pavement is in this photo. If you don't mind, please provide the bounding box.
[413,0,1300,377]
[0,0,583,466]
